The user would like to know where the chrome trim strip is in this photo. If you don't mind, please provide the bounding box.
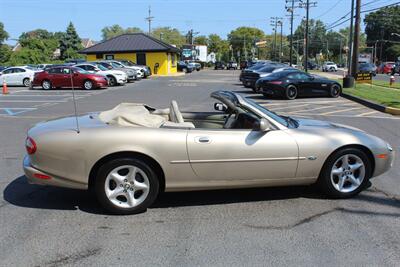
[170,157,306,164]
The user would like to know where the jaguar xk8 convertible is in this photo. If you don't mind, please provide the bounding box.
[23,91,394,214]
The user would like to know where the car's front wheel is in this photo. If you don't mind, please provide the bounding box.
[285,85,298,100]
[317,147,371,198]
[107,76,117,86]
[95,158,160,215]
[83,80,93,90]
[23,78,31,87]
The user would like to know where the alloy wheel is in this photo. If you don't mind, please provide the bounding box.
[330,154,365,193]
[104,165,150,208]
[84,80,93,90]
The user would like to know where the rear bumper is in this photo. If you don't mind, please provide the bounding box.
[260,84,285,96]
[23,155,87,189]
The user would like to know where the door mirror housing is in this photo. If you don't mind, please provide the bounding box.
[214,102,227,112]
[254,118,271,132]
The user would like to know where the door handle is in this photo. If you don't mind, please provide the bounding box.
[195,136,211,144]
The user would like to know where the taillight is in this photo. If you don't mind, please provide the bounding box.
[26,137,37,155]
[269,81,283,85]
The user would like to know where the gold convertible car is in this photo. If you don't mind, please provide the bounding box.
[23,91,394,214]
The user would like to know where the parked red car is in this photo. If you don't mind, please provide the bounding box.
[378,62,395,74]
[32,66,108,90]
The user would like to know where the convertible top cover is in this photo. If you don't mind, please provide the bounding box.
[99,103,169,128]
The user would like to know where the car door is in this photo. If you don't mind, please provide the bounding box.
[0,68,16,85]
[186,128,298,180]
[48,67,64,87]
[15,68,27,85]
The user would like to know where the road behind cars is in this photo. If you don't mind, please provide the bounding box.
[0,69,399,266]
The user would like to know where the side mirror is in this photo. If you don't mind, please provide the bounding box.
[214,102,227,112]
[309,75,315,80]
[254,118,271,132]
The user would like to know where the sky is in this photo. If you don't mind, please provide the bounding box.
[0,0,397,45]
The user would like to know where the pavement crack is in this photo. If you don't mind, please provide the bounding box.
[244,207,345,230]
[44,247,101,266]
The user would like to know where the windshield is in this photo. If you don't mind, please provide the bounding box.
[111,62,123,68]
[96,64,108,71]
[75,67,89,74]
[121,60,135,66]
[244,98,297,128]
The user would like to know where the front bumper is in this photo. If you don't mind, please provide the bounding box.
[116,77,127,84]
[373,149,395,177]
[94,80,108,88]
[23,155,87,189]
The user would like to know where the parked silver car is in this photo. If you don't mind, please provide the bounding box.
[23,91,394,214]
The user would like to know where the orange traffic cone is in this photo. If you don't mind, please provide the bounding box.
[2,80,9,95]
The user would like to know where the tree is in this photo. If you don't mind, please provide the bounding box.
[364,5,400,61]
[59,22,83,60]
[194,35,208,45]
[207,34,230,61]
[228,27,265,61]
[151,27,185,46]
[292,19,327,59]
[0,22,9,44]
[101,25,142,40]
[0,22,10,63]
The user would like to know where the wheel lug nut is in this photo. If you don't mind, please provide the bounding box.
[124,179,128,182]
[120,184,123,187]
[130,188,134,191]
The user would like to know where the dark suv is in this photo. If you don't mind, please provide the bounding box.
[214,61,226,70]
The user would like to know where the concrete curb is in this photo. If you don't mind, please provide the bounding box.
[341,93,400,115]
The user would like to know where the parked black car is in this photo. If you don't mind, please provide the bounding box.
[214,61,226,70]
[303,61,318,70]
[177,61,193,73]
[240,63,290,90]
[391,61,400,75]
[256,70,342,100]
[358,63,377,76]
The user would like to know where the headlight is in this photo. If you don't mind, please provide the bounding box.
[387,143,393,152]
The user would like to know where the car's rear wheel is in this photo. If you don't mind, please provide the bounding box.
[317,147,371,198]
[42,80,51,90]
[23,78,31,87]
[330,84,341,98]
[95,158,159,215]
[83,80,93,90]
[285,85,298,100]
[107,76,117,86]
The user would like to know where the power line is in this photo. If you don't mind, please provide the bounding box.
[314,0,344,19]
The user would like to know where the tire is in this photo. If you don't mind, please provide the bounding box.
[83,80,93,90]
[41,80,52,90]
[329,83,341,98]
[107,76,117,86]
[183,68,187,73]
[285,85,298,100]
[317,147,371,198]
[23,78,31,87]
[95,158,160,215]
[253,84,262,93]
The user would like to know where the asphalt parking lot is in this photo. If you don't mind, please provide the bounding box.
[1,70,399,266]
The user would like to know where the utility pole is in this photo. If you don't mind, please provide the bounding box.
[285,0,301,66]
[278,20,283,62]
[271,17,283,61]
[351,0,361,77]
[145,6,154,35]
[347,0,355,74]
[300,0,317,72]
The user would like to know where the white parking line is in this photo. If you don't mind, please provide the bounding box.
[0,100,67,103]
[319,107,365,115]
[356,110,380,117]
[267,104,311,111]
[288,105,336,113]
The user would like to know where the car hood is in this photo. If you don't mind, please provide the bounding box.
[295,118,364,132]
